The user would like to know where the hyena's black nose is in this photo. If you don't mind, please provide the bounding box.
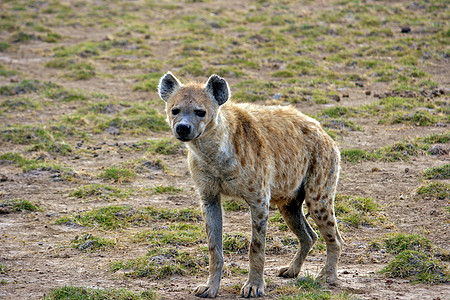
[176,123,191,136]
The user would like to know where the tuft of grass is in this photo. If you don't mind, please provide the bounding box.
[0,80,57,96]
[110,248,206,279]
[71,233,116,251]
[55,206,202,230]
[55,206,142,230]
[0,97,39,111]
[0,152,74,180]
[223,233,249,254]
[342,132,450,163]
[69,184,130,201]
[0,125,76,155]
[380,250,449,284]
[43,286,157,300]
[99,166,136,182]
[0,199,41,213]
[151,185,182,194]
[0,262,7,274]
[146,138,183,155]
[223,197,246,212]
[335,195,384,228]
[423,164,450,180]
[269,211,288,231]
[133,223,205,246]
[417,182,449,200]
[384,233,433,255]
[278,273,353,299]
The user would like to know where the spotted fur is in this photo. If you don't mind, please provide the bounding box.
[158,73,343,298]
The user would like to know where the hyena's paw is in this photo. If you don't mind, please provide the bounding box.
[240,280,264,298]
[278,266,299,278]
[317,268,338,285]
[194,284,219,298]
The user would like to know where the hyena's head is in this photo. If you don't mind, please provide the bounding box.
[158,72,230,142]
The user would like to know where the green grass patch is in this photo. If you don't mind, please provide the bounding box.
[71,233,116,251]
[223,197,246,212]
[278,273,353,299]
[99,166,136,182]
[335,195,385,228]
[0,263,7,274]
[55,206,202,230]
[69,184,130,201]
[269,211,288,231]
[380,250,449,284]
[342,132,450,163]
[43,286,157,300]
[0,80,57,96]
[0,97,39,111]
[151,185,182,194]
[417,182,449,200]
[0,64,17,76]
[133,223,205,246]
[110,248,206,279]
[423,164,450,180]
[383,233,433,255]
[0,152,74,179]
[146,138,183,155]
[0,125,77,155]
[223,233,249,254]
[0,198,41,213]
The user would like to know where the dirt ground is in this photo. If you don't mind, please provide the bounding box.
[0,0,449,299]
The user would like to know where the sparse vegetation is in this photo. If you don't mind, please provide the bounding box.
[335,195,385,228]
[380,250,449,284]
[423,165,450,180]
[110,248,206,279]
[71,233,116,251]
[417,182,449,200]
[43,286,157,300]
[99,166,136,182]
[55,206,202,230]
[69,184,130,201]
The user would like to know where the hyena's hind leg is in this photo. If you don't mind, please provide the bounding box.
[277,184,318,278]
[307,155,343,284]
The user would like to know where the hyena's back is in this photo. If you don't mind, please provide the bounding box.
[222,102,340,203]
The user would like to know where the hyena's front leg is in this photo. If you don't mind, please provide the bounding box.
[194,195,223,298]
[241,199,269,298]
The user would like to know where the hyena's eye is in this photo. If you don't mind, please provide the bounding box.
[172,108,180,115]
[195,110,206,117]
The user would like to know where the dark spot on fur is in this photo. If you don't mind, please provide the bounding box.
[329,238,335,243]
[323,214,328,221]
[314,210,319,215]
[327,234,333,238]
[320,208,326,214]
[306,202,311,207]
[317,215,322,221]
[250,239,262,254]
[327,221,334,227]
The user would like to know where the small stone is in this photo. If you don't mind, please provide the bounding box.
[355,82,364,88]
[365,90,371,96]
[428,145,448,155]
[401,26,411,33]
[329,95,340,102]
[272,93,281,100]
[404,167,410,173]
[342,93,349,98]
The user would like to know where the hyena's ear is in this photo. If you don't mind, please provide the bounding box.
[205,74,230,106]
[158,72,182,102]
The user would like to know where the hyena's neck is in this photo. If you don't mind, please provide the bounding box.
[187,111,233,164]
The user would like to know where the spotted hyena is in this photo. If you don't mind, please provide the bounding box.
[158,72,343,298]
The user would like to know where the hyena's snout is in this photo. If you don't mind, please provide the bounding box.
[175,122,192,140]
[173,119,199,142]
